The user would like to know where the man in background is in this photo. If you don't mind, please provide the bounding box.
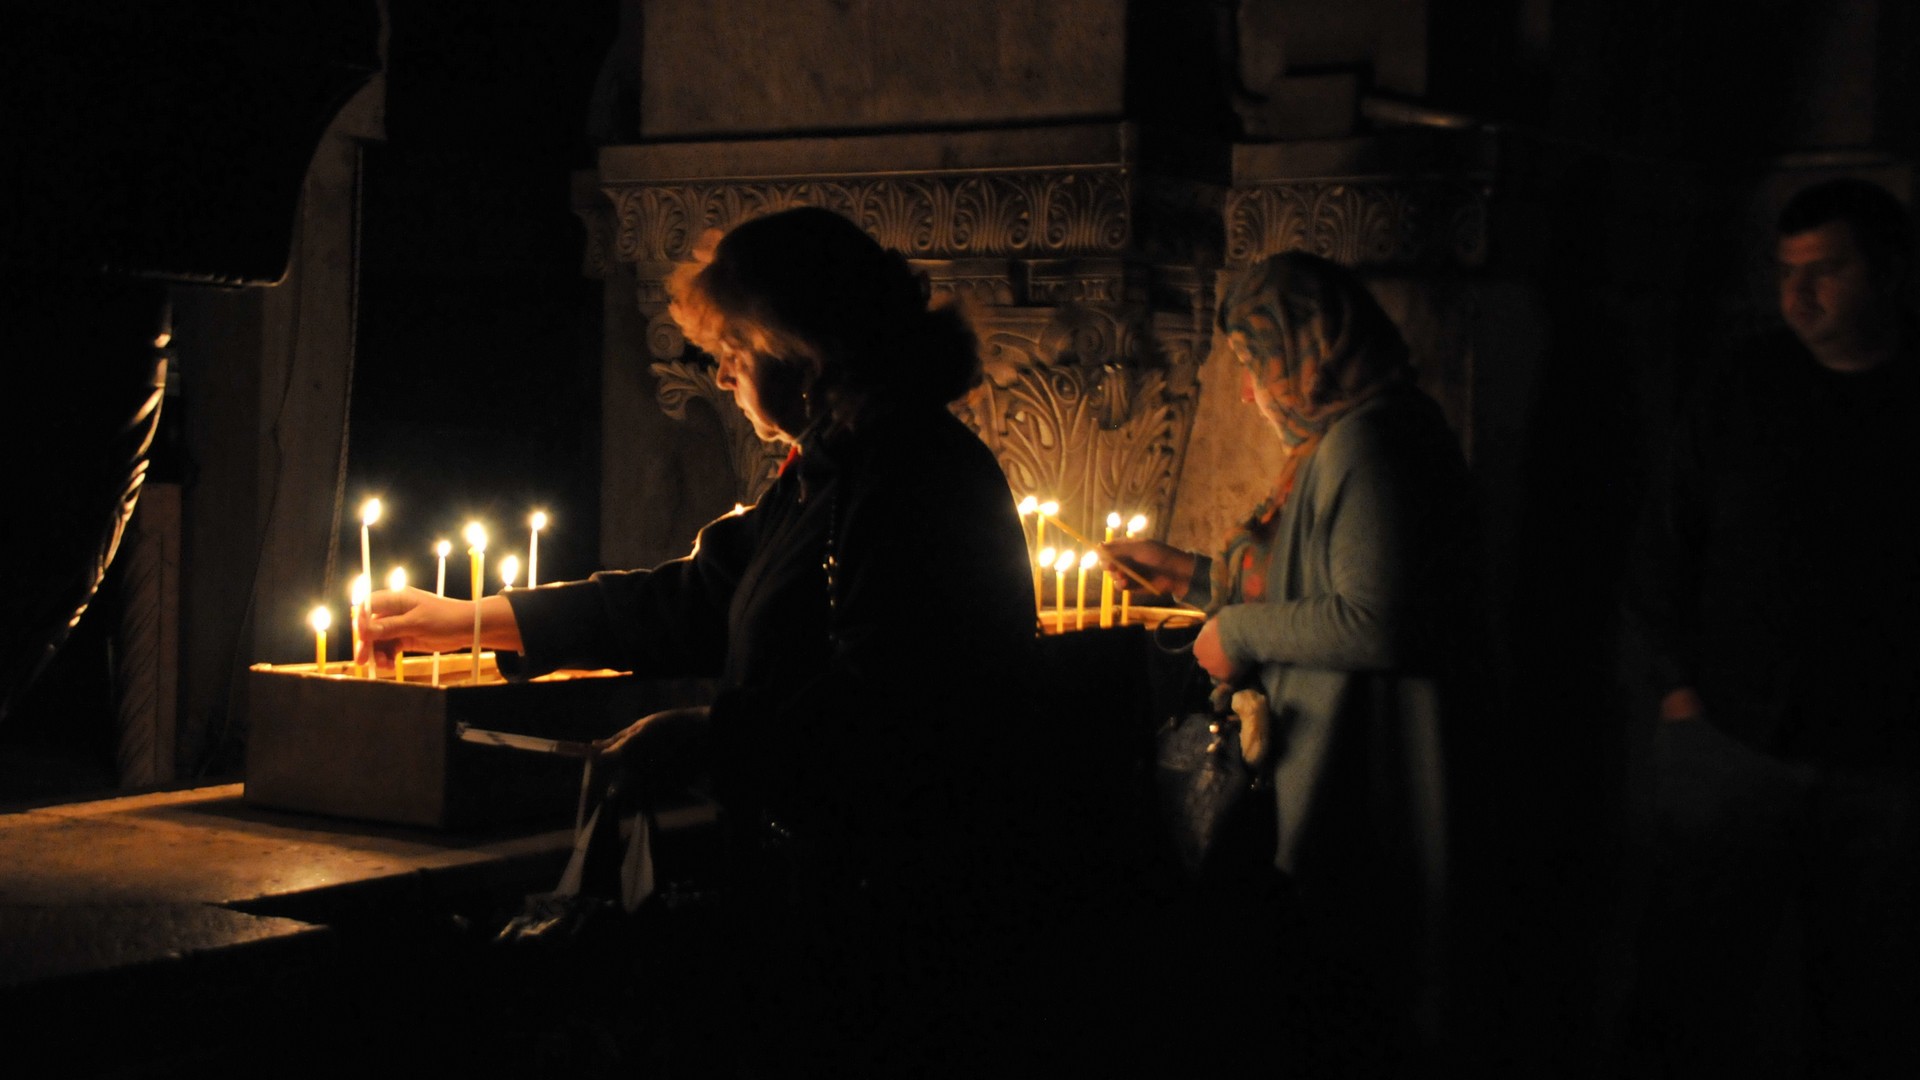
[1625,177,1919,1078]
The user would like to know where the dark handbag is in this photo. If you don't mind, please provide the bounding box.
[1155,707,1257,876]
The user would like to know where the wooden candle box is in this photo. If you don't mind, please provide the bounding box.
[244,654,714,830]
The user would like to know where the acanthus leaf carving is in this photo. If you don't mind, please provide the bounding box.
[606,170,1130,264]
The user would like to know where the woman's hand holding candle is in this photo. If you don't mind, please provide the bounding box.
[356,588,524,663]
[1097,538,1196,600]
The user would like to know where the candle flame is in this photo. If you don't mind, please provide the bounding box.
[1107,511,1123,530]
[309,606,331,632]
[1080,550,1100,571]
[731,503,748,516]
[464,521,487,553]
[1037,546,1056,568]
[530,510,548,531]
[1127,514,1148,537]
[360,498,382,527]
[499,554,520,589]
[434,539,452,559]
[1054,549,1076,573]
[1039,500,1060,517]
[1017,496,1038,515]
[387,567,407,592]
[350,573,370,605]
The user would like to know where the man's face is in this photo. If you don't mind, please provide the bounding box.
[1778,220,1883,358]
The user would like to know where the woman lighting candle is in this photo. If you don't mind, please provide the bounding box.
[464,522,487,682]
[309,606,330,675]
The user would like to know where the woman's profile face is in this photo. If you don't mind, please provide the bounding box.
[1229,333,1282,428]
[714,341,799,444]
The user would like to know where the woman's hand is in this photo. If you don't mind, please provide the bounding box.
[1193,618,1246,682]
[356,588,522,666]
[1097,539,1198,600]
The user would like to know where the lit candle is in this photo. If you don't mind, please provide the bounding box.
[527,511,547,588]
[309,606,330,676]
[1053,548,1075,635]
[1121,514,1148,626]
[1077,550,1098,631]
[1037,546,1056,620]
[359,498,382,593]
[1037,499,1059,550]
[499,554,520,592]
[349,573,370,679]
[1018,497,1041,615]
[1101,512,1120,627]
[465,522,487,682]
[386,567,407,682]
[432,540,450,687]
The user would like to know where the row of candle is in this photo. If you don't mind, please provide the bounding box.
[306,500,550,684]
[1017,497,1150,633]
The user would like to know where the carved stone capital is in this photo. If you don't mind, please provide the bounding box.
[1225,180,1489,268]
[607,169,1133,264]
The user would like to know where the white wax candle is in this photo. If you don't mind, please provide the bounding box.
[464,522,487,683]
[349,573,371,678]
[527,511,547,588]
[432,540,450,687]
[359,498,382,592]
[386,567,407,682]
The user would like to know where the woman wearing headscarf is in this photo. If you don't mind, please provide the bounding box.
[1103,251,1486,1064]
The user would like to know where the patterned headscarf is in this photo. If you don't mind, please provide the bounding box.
[1209,252,1412,610]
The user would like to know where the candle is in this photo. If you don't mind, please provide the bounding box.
[499,554,520,592]
[309,607,330,676]
[432,540,450,687]
[1053,548,1075,635]
[1037,499,1059,550]
[527,511,547,588]
[386,567,407,682]
[465,522,487,682]
[1101,512,1120,627]
[1121,515,1147,626]
[349,573,370,678]
[1077,550,1098,631]
[1037,546,1056,619]
[358,498,382,592]
[1018,497,1041,615]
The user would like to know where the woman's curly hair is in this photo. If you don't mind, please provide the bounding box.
[667,207,981,430]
